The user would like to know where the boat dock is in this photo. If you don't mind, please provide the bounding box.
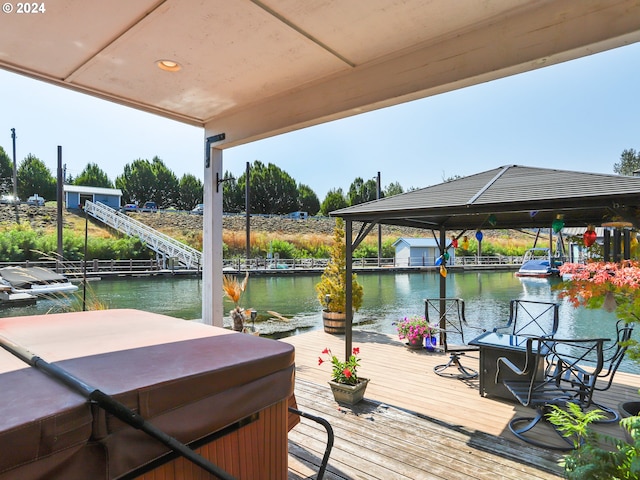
[282,330,638,479]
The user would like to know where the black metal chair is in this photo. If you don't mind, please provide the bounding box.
[498,336,607,450]
[424,298,485,379]
[566,320,635,423]
[492,299,559,338]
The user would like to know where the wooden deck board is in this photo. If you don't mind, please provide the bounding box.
[284,329,639,479]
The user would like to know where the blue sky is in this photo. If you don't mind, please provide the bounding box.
[1,42,639,201]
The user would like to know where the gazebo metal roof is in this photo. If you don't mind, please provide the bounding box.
[331,165,640,232]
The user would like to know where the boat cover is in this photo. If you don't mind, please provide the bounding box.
[0,267,69,288]
[0,309,295,479]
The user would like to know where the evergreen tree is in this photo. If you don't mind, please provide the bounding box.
[315,218,363,313]
[298,183,320,215]
[115,158,156,206]
[320,188,348,215]
[222,171,243,213]
[177,173,203,211]
[384,181,403,197]
[613,148,640,176]
[348,177,377,205]
[17,154,56,200]
[73,163,114,188]
[0,146,13,194]
[237,161,298,214]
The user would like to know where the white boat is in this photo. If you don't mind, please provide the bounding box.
[0,266,79,296]
[515,248,561,278]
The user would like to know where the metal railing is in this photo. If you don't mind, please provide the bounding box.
[84,201,202,269]
[1,254,523,276]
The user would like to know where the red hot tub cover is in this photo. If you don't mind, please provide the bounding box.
[0,309,295,479]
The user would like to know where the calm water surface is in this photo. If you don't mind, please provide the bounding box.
[4,271,639,373]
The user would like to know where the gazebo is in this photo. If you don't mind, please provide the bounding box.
[331,164,640,356]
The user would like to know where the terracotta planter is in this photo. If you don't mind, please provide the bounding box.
[322,310,347,334]
[619,401,640,444]
[328,378,369,405]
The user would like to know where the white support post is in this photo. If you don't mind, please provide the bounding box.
[202,146,224,327]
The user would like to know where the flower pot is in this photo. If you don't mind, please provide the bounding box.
[328,378,369,405]
[322,310,346,334]
[405,336,424,349]
[619,401,640,444]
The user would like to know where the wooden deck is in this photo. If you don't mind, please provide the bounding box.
[282,330,640,480]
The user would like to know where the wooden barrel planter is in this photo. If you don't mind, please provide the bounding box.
[322,310,347,334]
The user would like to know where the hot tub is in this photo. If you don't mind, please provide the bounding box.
[0,309,296,479]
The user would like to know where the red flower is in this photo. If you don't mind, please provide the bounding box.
[322,348,330,354]
[352,347,360,355]
[318,357,324,365]
[343,368,352,378]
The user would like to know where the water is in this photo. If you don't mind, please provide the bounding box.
[3,270,639,373]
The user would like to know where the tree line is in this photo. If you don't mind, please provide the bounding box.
[2,146,639,214]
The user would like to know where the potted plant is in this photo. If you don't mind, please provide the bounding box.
[546,260,640,477]
[315,218,364,334]
[222,272,254,333]
[395,315,439,349]
[318,346,368,405]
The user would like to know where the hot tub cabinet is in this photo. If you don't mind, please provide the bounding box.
[0,309,296,480]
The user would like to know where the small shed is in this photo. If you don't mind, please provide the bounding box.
[64,185,122,210]
[393,238,455,267]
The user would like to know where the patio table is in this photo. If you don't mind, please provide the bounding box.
[469,331,545,400]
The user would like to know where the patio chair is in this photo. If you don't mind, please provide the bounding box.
[492,299,559,338]
[498,336,607,450]
[563,319,635,423]
[424,298,485,379]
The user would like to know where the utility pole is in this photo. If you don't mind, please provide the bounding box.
[57,146,63,266]
[377,171,381,267]
[11,128,19,224]
[245,161,251,262]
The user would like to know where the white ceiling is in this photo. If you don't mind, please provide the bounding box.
[1,0,639,149]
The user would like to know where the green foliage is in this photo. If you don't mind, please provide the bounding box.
[0,226,153,262]
[176,174,203,211]
[17,154,56,200]
[384,181,403,197]
[548,403,640,479]
[348,177,377,206]
[237,161,299,214]
[319,346,362,385]
[614,148,640,176]
[320,188,348,215]
[268,239,298,259]
[116,158,155,205]
[0,225,38,261]
[222,171,243,213]
[73,163,114,188]
[115,156,178,208]
[315,218,363,312]
[298,183,320,215]
[151,156,179,208]
[0,146,12,192]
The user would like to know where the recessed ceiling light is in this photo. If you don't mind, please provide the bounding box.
[157,60,181,72]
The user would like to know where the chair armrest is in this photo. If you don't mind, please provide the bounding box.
[495,356,527,384]
[491,324,511,333]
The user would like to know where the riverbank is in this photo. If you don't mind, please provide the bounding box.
[0,204,535,258]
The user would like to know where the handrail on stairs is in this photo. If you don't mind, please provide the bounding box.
[84,201,202,269]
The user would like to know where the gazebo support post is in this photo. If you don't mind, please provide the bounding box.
[439,226,447,346]
[345,219,353,360]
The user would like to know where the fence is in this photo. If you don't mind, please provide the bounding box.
[2,255,523,276]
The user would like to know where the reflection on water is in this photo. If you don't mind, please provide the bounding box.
[2,270,638,373]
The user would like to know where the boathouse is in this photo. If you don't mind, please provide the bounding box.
[393,238,455,267]
[64,185,122,210]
